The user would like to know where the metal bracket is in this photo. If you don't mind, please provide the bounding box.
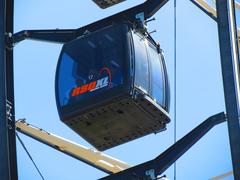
[145,169,156,179]
[5,32,14,50]
[135,12,145,23]
[134,12,148,34]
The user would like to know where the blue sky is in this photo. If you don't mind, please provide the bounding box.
[14,0,236,179]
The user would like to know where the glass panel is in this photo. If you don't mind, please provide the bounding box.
[58,25,125,107]
[58,53,77,106]
[147,43,165,105]
[132,32,149,92]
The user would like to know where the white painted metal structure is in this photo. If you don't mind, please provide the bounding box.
[209,171,233,180]
[15,120,131,174]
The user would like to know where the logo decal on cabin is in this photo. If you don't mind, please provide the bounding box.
[71,67,112,97]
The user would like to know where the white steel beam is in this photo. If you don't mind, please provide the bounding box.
[209,170,233,180]
[15,120,131,174]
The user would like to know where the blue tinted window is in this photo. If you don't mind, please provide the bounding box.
[132,32,149,92]
[147,43,165,105]
[58,53,76,106]
[58,25,125,107]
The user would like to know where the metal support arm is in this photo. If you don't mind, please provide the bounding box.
[189,1,240,178]
[12,29,77,45]
[11,0,169,45]
[15,120,131,174]
[216,0,240,179]
[16,113,226,179]
[100,112,226,180]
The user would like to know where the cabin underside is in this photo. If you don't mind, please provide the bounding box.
[65,94,170,151]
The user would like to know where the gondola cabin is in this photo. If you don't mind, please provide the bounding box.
[55,22,170,151]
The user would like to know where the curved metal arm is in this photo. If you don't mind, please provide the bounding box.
[100,112,226,180]
[11,0,169,45]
